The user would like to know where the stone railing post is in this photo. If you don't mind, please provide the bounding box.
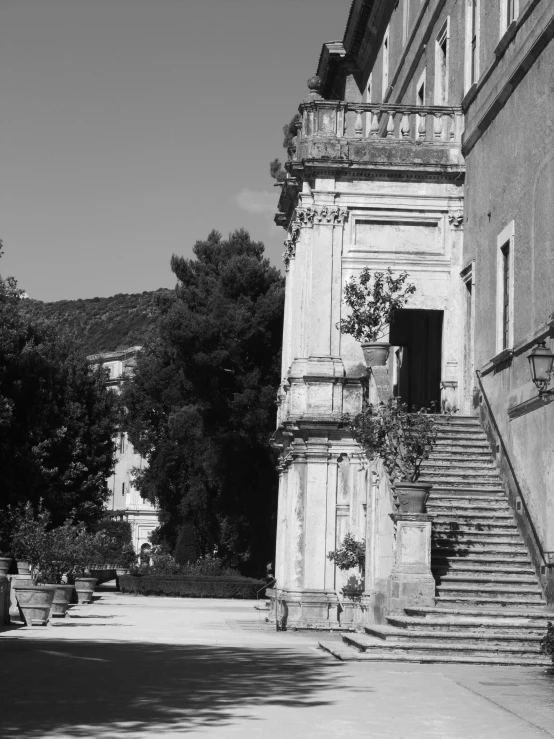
[387,513,435,613]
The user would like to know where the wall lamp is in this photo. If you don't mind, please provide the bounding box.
[527,341,554,396]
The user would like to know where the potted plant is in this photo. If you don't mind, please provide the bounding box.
[0,508,14,576]
[345,398,437,513]
[9,504,58,626]
[328,533,365,574]
[337,267,416,366]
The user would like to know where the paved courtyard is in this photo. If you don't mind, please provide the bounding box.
[0,585,553,738]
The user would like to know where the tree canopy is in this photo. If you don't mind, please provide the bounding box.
[121,229,285,574]
[0,249,118,527]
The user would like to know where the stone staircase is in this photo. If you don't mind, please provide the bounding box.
[320,415,552,665]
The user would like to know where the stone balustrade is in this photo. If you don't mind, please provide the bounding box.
[292,101,465,172]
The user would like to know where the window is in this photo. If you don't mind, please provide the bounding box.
[122,482,126,498]
[501,244,510,350]
[382,27,390,96]
[435,21,449,105]
[403,0,410,45]
[119,433,125,454]
[465,0,480,91]
[496,222,515,352]
[501,0,518,33]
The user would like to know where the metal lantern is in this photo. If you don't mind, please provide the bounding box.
[527,341,554,394]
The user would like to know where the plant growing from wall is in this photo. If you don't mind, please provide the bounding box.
[269,113,302,182]
[344,398,437,483]
[337,267,416,343]
[328,533,366,571]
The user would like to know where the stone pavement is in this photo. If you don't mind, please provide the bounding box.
[0,585,553,738]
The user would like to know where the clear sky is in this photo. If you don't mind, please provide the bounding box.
[0,0,349,301]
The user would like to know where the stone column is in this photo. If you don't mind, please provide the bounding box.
[387,513,436,613]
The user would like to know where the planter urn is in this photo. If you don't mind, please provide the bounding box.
[73,577,98,604]
[394,482,432,514]
[361,342,390,367]
[0,557,12,576]
[14,583,57,627]
[51,585,75,617]
[17,560,31,576]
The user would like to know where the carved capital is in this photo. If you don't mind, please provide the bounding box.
[282,222,301,269]
[448,210,464,228]
[294,205,349,227]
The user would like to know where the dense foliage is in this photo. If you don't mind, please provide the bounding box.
[1,503,130,583]
[338,268,416,343]
[541,622,554,663]
[344,399,437,483]
[269,113,301,182]
[328,533,366,571]
[119,574,266,599]
[122,229,285,575]
[0,252,118,525]
[91,518,135,566]
[20,290,170,355]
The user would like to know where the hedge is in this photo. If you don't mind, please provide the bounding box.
[118,574,267,599]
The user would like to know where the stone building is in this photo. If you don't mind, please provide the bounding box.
[89,347,159,552]
[271,0,554,661]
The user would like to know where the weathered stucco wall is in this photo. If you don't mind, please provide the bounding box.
[465,38,554,570]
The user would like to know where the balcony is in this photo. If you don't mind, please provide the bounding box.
[291,100,465,175]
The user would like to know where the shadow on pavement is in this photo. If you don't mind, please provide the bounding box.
[0,639,346,737]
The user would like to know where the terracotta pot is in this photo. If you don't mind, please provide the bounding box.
[14,583,57,627]
[8,574,32,621]
[361,342,390,367]
[0,557,13,576]
[17,560,31,576]
[115,568,130,592]
[51,585,75,617]
[74,577,98,604]
[394,482,432,514]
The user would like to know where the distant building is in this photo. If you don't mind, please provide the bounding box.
[88,346,159,552]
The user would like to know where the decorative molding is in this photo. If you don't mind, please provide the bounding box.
[294,205,349,227]
[282,222,301,270]
[447,210,464,228]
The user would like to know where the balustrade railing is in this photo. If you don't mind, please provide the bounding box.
[298,101,463,146]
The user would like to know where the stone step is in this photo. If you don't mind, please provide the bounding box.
[435,431,488,441]
[387,614,549,632]
[428,500,510,511]
[432,544,529,556]
[421,471,500,482]
[363,624,544,646]
[424,467,497,478]
[422,479,503,489]
[436,594,546,606]
[404,606,552,620]
[437,581,543,594]
[430,450,494,460]
[349,632,544,656]
[318,641,550,666]
[345,636,544,659]
[431,436,491,455]
[433,529,521,540]
[433,416,481,424]
[432,556,533,570]
[428,486,506,496]
[423,460,496,471]
[436,573,539,586]
[431,515,515,526]
[431,562,537,582]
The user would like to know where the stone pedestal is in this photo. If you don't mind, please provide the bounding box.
[275,588,341,630]
[387,513,435,613]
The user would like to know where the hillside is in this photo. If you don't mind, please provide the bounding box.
[21,289,171,355]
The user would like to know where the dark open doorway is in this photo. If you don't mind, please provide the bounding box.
[389,309,443,411]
